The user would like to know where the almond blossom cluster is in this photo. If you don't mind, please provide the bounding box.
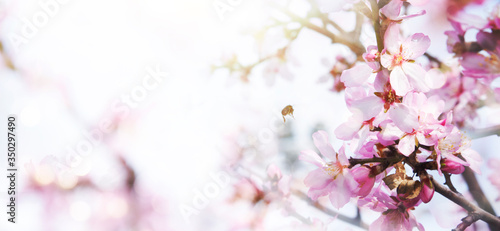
[212,0,500,230]
[299,1,498,230]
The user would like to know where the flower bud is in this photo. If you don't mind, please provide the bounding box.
[441,158,465,174]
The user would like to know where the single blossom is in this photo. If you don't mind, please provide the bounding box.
[299,131,358,209]
[435,127,481,175]
[380,24,431,96]
[388,92,449,156]
[363,185,424,231]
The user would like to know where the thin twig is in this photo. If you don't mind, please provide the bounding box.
[431,177,500,228]
[444,173,459,193]
[453,212,480,231]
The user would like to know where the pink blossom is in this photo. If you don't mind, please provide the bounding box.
[460,52,500,79]
[380,24,431,96]
[388,92,448,155]
[363,45,381,70]
[363,185,424,231]
[419,173,434,203]
[299,131,358,209]
[265,164,291,197]
[340,63,374,87]
[435,127,481,174]
[351,166,376,197]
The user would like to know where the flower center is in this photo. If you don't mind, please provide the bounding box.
[393,54,404,66]
[324,162,343,179]
[375,83,402,112]
[438,132,470,154]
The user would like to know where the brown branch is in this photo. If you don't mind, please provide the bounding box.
[349,157,387,167]
[453,212,480,231]
[461,167,498,230]
[369,0,384,52]
[444,173,459,193]
[431,177,500,229]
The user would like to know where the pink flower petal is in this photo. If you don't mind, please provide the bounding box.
[390,66,413,96]
[420,178,434,203]
[380,122,405,141]
[402,33,431,60]
[389,104,419,133]
[299,150,325,168]
[398,134,417,156]
[380,53,394,70]
[462,149,482,174]
[352,167,375,197]
[312,131,337,160]
[328,175,357,209]
[384,23,402,54]
[424,68,446,89]
[350,96,384,121]
[337,144,349,165]
[340,63,373,87]
[335,114,363,140]
[380,0,403,20]
[304,169,331,194]
[266,164,282,179]
[403,62,429,93]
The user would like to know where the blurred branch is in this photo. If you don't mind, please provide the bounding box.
[352,12,365,40]
[424,52,450,70]
[281,10,365,56]
[288,210,313,225]
[466,125,500,139]
[306,0,346,34]
[293,190,369,230]
[461,167,498,230]
[431,176,500,229]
